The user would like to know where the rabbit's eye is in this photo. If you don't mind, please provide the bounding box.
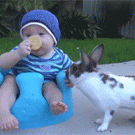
[73,66,77,71]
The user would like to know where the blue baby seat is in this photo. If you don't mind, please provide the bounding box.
[0,69,74,129]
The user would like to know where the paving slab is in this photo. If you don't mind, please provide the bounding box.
[1,61,135,135]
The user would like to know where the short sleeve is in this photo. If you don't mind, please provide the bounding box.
[10,46,19,52]
[54,47,73,70]
[62,53,73,70]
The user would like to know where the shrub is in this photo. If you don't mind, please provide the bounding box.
[0,19,15,38]
[0,5,16,38]
[58,8,102,40]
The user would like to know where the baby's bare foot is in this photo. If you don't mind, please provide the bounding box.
[51,101,67,115]
[0,112,19,131]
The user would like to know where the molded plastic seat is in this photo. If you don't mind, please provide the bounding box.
[0,70,74,129]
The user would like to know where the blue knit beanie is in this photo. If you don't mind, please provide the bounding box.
[20,10,61,45]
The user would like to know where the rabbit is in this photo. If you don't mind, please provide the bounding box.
[66,44,135,132]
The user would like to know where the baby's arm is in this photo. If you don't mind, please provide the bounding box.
[0,51,22,70]
[0,40,32,70]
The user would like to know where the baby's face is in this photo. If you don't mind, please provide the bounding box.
[22,25,54,57]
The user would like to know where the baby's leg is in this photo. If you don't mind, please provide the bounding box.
[0,75,19,131]
[42,81,67,115]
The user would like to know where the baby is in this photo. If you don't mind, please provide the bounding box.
[0,10,73,131]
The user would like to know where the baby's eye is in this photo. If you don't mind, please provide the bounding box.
[39,33,44,36]
[26,34,31,37]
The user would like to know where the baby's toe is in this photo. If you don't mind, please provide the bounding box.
[60,102,67,111]
[2,126,6,131]
[3,124,9,131]
[5,123,14,131]
[7,123,12,130]
[13,119,19,129]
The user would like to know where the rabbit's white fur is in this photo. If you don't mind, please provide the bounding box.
[66,44,135,132]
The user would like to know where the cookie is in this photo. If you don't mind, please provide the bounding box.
[28,35,42,50]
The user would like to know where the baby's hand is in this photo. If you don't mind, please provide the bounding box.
[17,40,32,58]
[64,79,74,87]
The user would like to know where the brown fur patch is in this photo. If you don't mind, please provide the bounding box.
[69,63,87,78]
[99,73,109,84]
[99,73,118,88]
[119,83,124,88]
[109,78,117,88]
[130,96,135,100]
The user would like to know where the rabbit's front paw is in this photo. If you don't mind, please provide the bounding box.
[97,125,108,132]
[95,119,103,124]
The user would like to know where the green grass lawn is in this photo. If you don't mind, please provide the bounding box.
[59,38,135,64]
[0,33,135,64]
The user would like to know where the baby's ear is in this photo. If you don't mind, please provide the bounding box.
[79,49,90,66]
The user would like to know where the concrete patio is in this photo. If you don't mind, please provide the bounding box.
[1,60,135,135]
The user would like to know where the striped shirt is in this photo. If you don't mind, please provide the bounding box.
[9,46,72,83]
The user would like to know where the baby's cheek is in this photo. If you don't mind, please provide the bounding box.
[43,35,54,44]
[23,37,27,40]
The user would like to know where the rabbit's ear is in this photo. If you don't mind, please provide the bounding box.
[90,44,104,63]
[79,49,90,66]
